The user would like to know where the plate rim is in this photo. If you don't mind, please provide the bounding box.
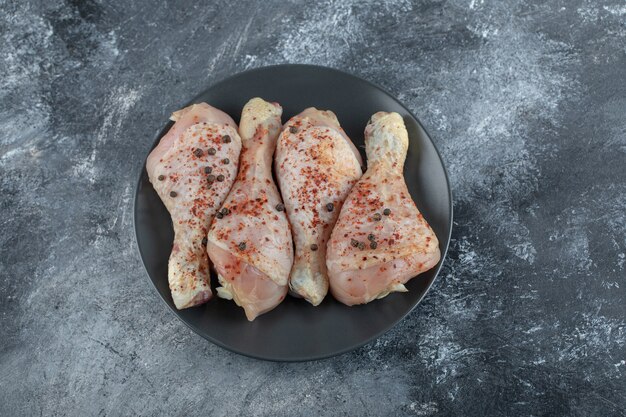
[133,63,454,362]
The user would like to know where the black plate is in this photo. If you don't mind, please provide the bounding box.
[134,64,452,361]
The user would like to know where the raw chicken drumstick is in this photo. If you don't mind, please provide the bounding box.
[326,112,440,306]
[275,108,363,306]
[146,103,242,309]
[207,98,293,321]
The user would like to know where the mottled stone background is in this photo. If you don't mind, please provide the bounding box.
[1,0,625,416]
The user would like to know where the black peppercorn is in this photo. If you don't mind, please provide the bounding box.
[238,242,246,251]
[169,191,177,198]
[326,202,334,212]
[208,147,216,155]
[383,208,391,216]
[310,244,318,251]
[373,213,382,221]
[222,135,231,143]
[216,174,225,182]
[276,203,285,212]
[204,166,212,174]
[289,125,298,134]
[158,175,165,181]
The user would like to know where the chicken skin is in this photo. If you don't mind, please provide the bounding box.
[207,98,293,321]
[146,103,242,309]
[326,112,440,306]
[275,108,363,305]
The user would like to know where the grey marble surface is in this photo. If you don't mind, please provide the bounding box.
[1,0,625,416]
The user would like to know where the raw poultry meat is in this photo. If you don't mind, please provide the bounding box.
[207,98,292,321]
[146,103,242,309]
[275,108,363,305]
[326,112,440,306]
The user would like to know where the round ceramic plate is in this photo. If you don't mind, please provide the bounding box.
[134,64,452,361]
